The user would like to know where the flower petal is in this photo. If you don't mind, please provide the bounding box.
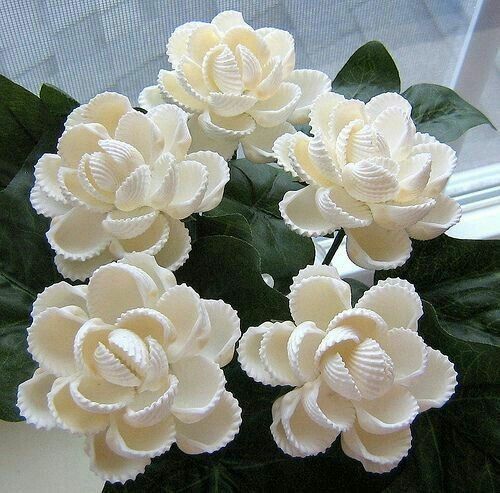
[54,250,116,282]
[254,57,283,100]
[373,107,415,158]
[198,110,255,140]
[396,153,431,202]
[287,70,331,124]
[407,348,457,412]
[83,92,133,135]
[28,306,87,376]
[186,150,230,212]
[115,165,151,212]
[158,69,206,113]
[175,390,241,454]
[319,351,361,401]
[208,92,257,117]
[326,308,388,341]
[223,26,270,64]
[31,282,87,318]
[86,431,150,483]
[291,264,341,287]
[310,92,346,138]
[188,24,221,66]
[167,21,204,68]
[370,199,436,230]
[280,186,338,237]
[346,223,412,270]
[187,115,238,159]
[341,423,412,473]
[365,92,412,121]
[211,10,249,33]
[407,194,461,240]
[48,377,109,433]
[34,153,64,201]
[262,28,295,75]
[355,278,423,331]
[204,44,243,95]
[138,85,165,111]
[17,369,57,429]
[243,121,295,163]
[235,44,262,91]
[269,394,303,456]
[289,275,351,330]
[87,263,159,323]
[57,123,109,167]
[200,300,240,366]
[156,284,210,361]
[103,208,158,240]
[237,324,280,386]
[30,184,70,218]
[154,217,192,271]
[287,322,324,382]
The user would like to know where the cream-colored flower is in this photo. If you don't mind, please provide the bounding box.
[31,92,230,281]
[238,265,457,473]
[17,253,241,483]
[275,92,462,269]
[139,10,331,163]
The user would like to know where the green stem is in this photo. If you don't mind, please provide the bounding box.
[322,229,346,265]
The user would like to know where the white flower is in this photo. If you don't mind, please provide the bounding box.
[17,253,242,483]
[139,10,331,163]
[31,92,230,281]
[238,265,457,473]
[275,92,462,270]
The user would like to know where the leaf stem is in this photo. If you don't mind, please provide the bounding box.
[322,229,346,265]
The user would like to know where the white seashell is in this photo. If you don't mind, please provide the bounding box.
[289,275,351,330]
[171,355,226,424]
[30,184,70,219]
[65,104,87,129]
[373,107,416,159]
[370,198,436,230]
[31,282,87,318]
[396,153,432,202]
[103,208,159,240]
[34,153,64,201]
[98,139,145,175]
[223,26,270,66]
[354,385,419,435]
[119,252,176,292]
[276,388,338,457]
[308,133,341,184]
[210,45,243,95]
[290,264,340,288]
[309,92,346,138]
[287,322,325,382]
[314,327,360,365]
[177,56,210,102]
[77,155,116,205]
[57,123,109,167]
[341,423,412,473]
[108,328,150,377]
[124,374,178,427]
[249,82,301,128]
[326,307,389,341]
[254,57,283,100]
[87,151,127,193]
[167,21,204,68]
[27,306,87,377]
[263,29,295,76]
[237,323,280,386]
[259,321,301,386]
[198,110,256,140]
[235,44,262,91]
[114,165,151,212]
[137,85,165,111]
[150,154,177,210]
[141,336,170,391]
[87,262,159,323]
[407,194,461,241]
[320,352,361,401]
[153,216,192,271]
[270,395,303,457]
[407,348,457,412]
[341,157,400,203]
[365,92,412,121]
[85,430,150,483]
[343,338,394,400]
[208,92,256,117]
[273,131,296,175]
[158,69,206,113]
[316,186,373,229]
[47,376,109,434]
[69,375,134,414]
[83,92,133,135]
[414,131,438,146]
[338,123,389,167]
[187,24,221,66]
[301,378,355,432]
[328,99,367,143]
[17,369,57,430]
[106,413,176,459]
[211,10,249,33]
[93,342,141,387]
[355,277,423,331]
[116,307,175,348]
[175,389,242,454]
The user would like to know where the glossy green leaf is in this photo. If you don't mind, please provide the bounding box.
[331,41,400,102]
[39,83,79,122]
[403,83,494,143]
[195,159,315,293]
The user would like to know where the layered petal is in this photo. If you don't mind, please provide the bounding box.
[158,69,206,113]
[370,198,436,230]
[54,249,116,282]
[187,116,238,160]
[242,122,295,163]
[138,85,165,111]
[154,217,191,271]
[83,92,133,135]
[31,282,87,318]
[287,322,324,382]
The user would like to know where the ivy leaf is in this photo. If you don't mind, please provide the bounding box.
[331,41,400,102]
[402,83,494,143]
[39,83,79,123]
[195,159,315,293]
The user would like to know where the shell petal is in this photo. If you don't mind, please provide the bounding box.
[287,322,325,382]
[254,57,283,100]
[187,115,238,160]
[34,153,64,201]
[370,198,436,230]
[315,327,360,365]
[320,352,361,401]
[407,194,461,240]
[54,249,116,282]
[200,299,240,367]
[208,92,257,117]
[341,423,412,473]
[108,328,149,376]
[187,24,221,66]
[342,157,399,204]
[138,85,165,112]
[356,277,423,331]
[158,69,206,113]
[287,70,331,124]
[365,92,412,121]
[141,336,170,391]
[263,28,295,76]
[150,155,177,210]
[372,107,415,158]
[407,348,457,412]
[223,26,270,64]
[103,208,158,240]
[345,223,412,270]
[87,262,158,323]
[328,99,367,143]
[259,321,301,386]
[291,264,341,288]
[86,151,127,194]
[74,318,115,373]
[167,21,204,68]
[308,133,341,184]
[354,385,419,434]
[326,307,389,341]
[243,121,295,163]
[396,153,431,202]
[48,377,109,434]
[310,92,346,138]
[209,45,243,95]
[156,284,210,361]
[17,369,57,429]
[275,388,338,457]
[154,217,192,271]
[57,123,109,167]
[115,165,151,212]
[106,413,176,459]
[235,44,262,91]
[301,378,355,432]
[83,92,133,135]
[237,323,280,386]
[93,342,142,387]
[28,306,87,376]
[273,131,296,174]
[212,10,249,33]
[124,374,178,427]
[32,282,87,318]
[289,275,351,330]
[171,355,225,423]
[86,431,150,483]
[198,110,256,139]
[30,184,70,219]
[98,138,145,174]
[269,395,303,456]
[177,56,210,101]
[175,389,242,454]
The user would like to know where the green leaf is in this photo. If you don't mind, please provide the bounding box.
[331,41,400,102]
[402,83,494,143]
[195,159,315,293]
[39,83,79,122]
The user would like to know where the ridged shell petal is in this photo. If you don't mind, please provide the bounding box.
[115,165,151,212]
[31,282,87,318]
[208,92,256,117]
[320,352,361,401]
[103,208,159,240]
[108,328,150,377]
[370,198,436,230]
[93,342,141,387]
[235,44,262,91]
[287,322,324,382]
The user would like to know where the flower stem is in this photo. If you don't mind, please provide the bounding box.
[322,229,346,265]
